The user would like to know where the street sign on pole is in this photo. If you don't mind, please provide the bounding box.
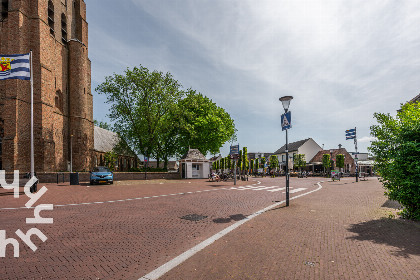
[281,111,291,131]
[345,127,359,182]
[230,144,239,156]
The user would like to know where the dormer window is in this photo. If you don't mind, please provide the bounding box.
[48,0,55,36]
[61,13,67,44]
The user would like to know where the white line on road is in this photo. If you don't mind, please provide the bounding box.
[266,187,286,192]
[138,182,324,280]
[283,188,307,194]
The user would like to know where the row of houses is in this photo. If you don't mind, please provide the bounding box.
[179,138,373,179]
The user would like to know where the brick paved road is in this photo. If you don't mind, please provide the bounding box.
[0,177,320,279]
[160,178,420,280]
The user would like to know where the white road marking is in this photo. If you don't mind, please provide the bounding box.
[284,188,307,194]
[267,187,286,192]
[138,182,324,280]
[252,186,277,190]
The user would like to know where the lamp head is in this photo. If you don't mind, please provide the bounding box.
[279,96,293,112]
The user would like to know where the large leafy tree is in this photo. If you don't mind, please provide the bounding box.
[178,90,236,156]
[96,65,184,164]
[369,102,420,220]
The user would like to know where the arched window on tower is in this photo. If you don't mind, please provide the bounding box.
[1,0,9,20]
[61,13,67,44]
[48,0,55,36]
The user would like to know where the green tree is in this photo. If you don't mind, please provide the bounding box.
[255,158,259,172]
[294,154,306,173]
[238,150,243,173]
[242,147,249,174]
[104,151,118,171]
[322,154,331,174]
[336,154,345,172]
[178,90,236,156]
[96,65,184,165]
[369,102,420,220]
[269,155,279,170]
[250,159,254,174]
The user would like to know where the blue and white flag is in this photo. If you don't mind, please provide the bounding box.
[0,53,31,80]
[345,128,356,140]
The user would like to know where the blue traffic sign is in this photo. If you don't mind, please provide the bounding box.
[281,111,291,131]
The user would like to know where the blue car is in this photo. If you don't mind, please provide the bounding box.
[90,166,113,185]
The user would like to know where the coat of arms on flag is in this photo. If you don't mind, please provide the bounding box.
[0,57,14,76]
[0,53,31,80]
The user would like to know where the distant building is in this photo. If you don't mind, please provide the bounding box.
[274,138,322,170]
[93,126,139,172]
[349,152,369,161]
[309,148,356,174]
[247,152,274,161]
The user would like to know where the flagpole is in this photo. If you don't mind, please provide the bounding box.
[30,50,34,178]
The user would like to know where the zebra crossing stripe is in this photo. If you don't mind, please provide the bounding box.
[284,188,307,193]
[252,186,277,190]
[267,187,286,192]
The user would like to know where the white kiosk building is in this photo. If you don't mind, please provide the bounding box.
[179,149,210,179]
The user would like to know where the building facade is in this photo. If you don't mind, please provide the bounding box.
[0,0,93,172]
[93,126,139,172]
[274,138,323,170]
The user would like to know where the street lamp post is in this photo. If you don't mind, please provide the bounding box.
[279,96,293,207]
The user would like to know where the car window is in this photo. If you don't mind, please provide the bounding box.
[93,167,110,172]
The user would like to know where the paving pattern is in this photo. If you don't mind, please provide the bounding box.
[160,178,420,280]
[2,177,418,280]
[0,177,319,279]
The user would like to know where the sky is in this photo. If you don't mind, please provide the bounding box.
[86,0,420,157]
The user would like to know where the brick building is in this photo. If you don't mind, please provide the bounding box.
[309,147,356,174]
[0,0,93,172]
[93,126,139,172]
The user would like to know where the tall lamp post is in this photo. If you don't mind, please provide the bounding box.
[279,95,293,207]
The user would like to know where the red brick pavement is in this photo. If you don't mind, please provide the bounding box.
[0,177,320,279]
[160,178,420,280]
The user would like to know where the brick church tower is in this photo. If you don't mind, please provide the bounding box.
[0,0,93,172]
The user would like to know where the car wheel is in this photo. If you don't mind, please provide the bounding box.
[110,181,113,185]
[90,180,94,185]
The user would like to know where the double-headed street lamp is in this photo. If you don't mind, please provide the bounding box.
[279,95,293,207]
